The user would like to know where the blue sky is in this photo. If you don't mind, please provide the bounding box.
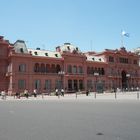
[0,0,140,52]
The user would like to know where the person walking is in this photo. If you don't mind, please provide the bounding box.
[61,88,64,96]
[55,88,58,96]
[24,89,29,99]
[1,90,6,100]
[86,90,89,96]
[16,92,20,99]
[33,89,37,98]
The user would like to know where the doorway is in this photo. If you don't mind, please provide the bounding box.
[121,71,127,89]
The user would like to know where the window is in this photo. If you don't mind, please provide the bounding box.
[94,67,97,73]
[101,68,105,75]
[119,57,128,64]
[55,80,60,89]
[55,54,58,57]
[109,56,114,62]
[74,80,78,91]
[34,63,40,72]
[76,47,78,51]
[79,80,83,90]
[91,67,94,74]
[51,64,56,73]
[98,68,101,75]
[87,80,93,89]
[46,64,51,73]
[45,53,48,56]
[72,66,77,74]
[56,64,61,73]
[67,46,70,50]
[41,64,45,73]
[68,80,72,90]
[87,67,90,74]
[78,66,83,74]
[18,80,25,89]
[45,80,51,90]
[134,60,138,65]
[20,48,24,53]
[19,64,26,72]
[67,65,72,73]
[34,51,38,55]
[34,80,40,89]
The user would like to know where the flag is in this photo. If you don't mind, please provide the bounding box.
[122,30,129,37]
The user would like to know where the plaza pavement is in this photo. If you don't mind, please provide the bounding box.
[0,92,140,140]
[0,94,140,140]
[1,91,140,101]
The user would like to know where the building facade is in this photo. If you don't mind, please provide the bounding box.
[0,36,140,95]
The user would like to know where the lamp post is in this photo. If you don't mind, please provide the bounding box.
[58,70,65,91]
[94,72,99,99]
[126,74,130,91]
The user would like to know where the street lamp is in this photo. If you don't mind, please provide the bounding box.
[58,71,65,90]
[94,72,99,98]
[126,74,130,91]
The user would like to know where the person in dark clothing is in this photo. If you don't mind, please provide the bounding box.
[16,92,20,99]
[86,90,89,96]
[24,89,29,99]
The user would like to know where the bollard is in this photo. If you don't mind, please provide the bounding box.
[115,92,117,99]
[42,93,44,99]
[137,92,139,99]
[94,92,96,99]
[76,92,77,99]
[58,93,60,99]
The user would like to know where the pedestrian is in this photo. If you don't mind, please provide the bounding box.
[86,90,89,96]
[24,89,29,99]
[1,90,6,100]
[55,88,58,96]
[61,88,64,96]
[16,92,20,99]
[33,89,37,98]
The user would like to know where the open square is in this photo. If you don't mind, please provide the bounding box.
[0,99,140,140]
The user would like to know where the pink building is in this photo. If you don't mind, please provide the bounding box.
[0,36,140,95]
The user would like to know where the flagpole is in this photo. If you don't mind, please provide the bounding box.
[121,30,124,47]
[121,30,129,47]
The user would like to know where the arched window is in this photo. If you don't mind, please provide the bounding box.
[41,63,45,73]
[67,65,72,73]
[101,68,105,75]
[98,68,101,75]
[34,63,40,72]
[91,67,94,74]
[95,67,97,73]
[51,64,56,73]
[19,64,26,72]
[46,64,50,73]
[56,64,61,73]
[78,66,83,74]
[73,66,77,74]
[87,67,90,74]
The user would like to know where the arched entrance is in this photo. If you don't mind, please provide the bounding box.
[121,71,127,89]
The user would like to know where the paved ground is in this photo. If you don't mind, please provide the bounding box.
[0,95,140,140]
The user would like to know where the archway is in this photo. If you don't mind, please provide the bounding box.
[121,70,127,89]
